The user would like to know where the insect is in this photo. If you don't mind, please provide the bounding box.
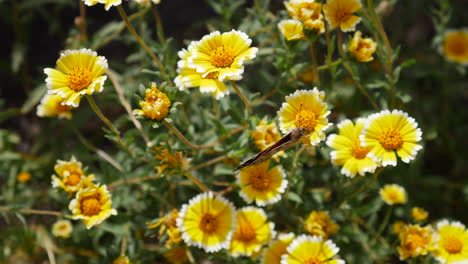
[235,127,308,171]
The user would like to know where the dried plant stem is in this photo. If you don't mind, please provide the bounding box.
[116,5,173,86]
[229,81,251,112]
[190,155,228,171]
[310,39,320,86]
[163,121,216,150]
[108,173,162,189]
[0,206,70,218]
[183,172,210,192]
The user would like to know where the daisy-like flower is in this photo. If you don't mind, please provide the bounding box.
[17,171,31,182]
[229,207,275,257]
[281,235,344,264]
[324,0,362,32]
[133,82,171,121]
[69,184,117,229]
[251,117,287,161]
[52,156,94,193]
[441,29,468,65]
[278,20,305,41]
[36,93,74,119]
[360,110,423,167]
[432,220,468,263]
[236,161,288,207]
[262,233,295,264]
[83,0,122,11]
[303,210,339,239]
[52,219,73,239]
[284,0,325,33]
[326,119,378,178]
[397,224,437,260]
[176,192,236,253]
[412,207,429,222]
[278,88,331,146]
[164,246,189,264]
[348,31,377,62]
[379,184,407,205]
[44,48,108,107]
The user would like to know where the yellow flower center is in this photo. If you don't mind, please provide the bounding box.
[235,222,256,242]
[379,128,403,150]
[444,237,463,254]
[388,192,399,202]
[250,171,270,190]
[65,172,82,186]
[295,109,317,133]
[335,10,351,23]
[351,140,370,159]
[210,45,235,68]
[68,68,92,91]
[447,36,466,55]
[81,197,101,216]
[405,234,425,251]
[199,213,218,233]
[304,257,323,264]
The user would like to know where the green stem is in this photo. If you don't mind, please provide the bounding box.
[338,167,384,210]
[376,206,392,237]
[317,59,343,71]
[150,1,165,43]
[163,120,217,150]
[310,39,320,86]
[229,81,251,112]
[183,172,210,192]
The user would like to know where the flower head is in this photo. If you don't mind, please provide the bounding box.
[177,192,236,253]
[36,93,74,119]
[278,88,331,146]
[349,31,377,62]
[284,0,325,33]
[112,256,130,264]
[237,161,288,206]
[134,82,171,121]
[154,147,191,175]
[278,20,306,41]
[397,224,437,260]
[147,209,182,248]
[134,0,160,7]
[326,119,378,178]
[441,29,468,65]
[304,210,339,239]
[52,219,73,239]
[83,0,122,10]
[69,184,117,229]
[251,118,287,161]
[324,0,362,32]
[380,184,407,205]
[393,221,406,234]
[44,49,107,107]
[262,233,295,264]
[432,220,468,263]
[229,207,275,257]
[164,246,188,264]
[52,156,94,193]
[412,207,429,222]
[360,110,423,167]
[281,235,344,264]
[17,171,32,182]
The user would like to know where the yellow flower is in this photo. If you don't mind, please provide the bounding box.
[303,211,339,239]
[278,19,306,41]
[51,156,95,193]
[360,110,423,167]
[147,209,182,248]
[44,49,107,107]
[393,221,406,234]
[134,82,171,121]
[229,207,275,257]
[36,93,74,119]
[441,29,468,65]
[348,31,377,62]
[281,235,344,264]
[52,219,73,239]
[237,160,288,206]
[69,184,117,229]
[326,119,378,178]
[177,192,236,253]
[134,0,160,7]
[412,207,429,222]
[154,147,191,175]
[324,0,362,32]
[379,184,407,205]
[432,220,468,263]
[251,118,287,161]
[278,88,331,146]
[112,256,130,264]
[261,233,295,264]
[284,0,325,33]
[164,246,188,264]
[17,171,31,182]
[397,224,437,260]
[83,0,122,10]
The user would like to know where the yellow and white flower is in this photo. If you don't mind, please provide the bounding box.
[36,93,74,119]
[52,219,73,239]
[397,224,436,260]
[262,233,295,264]
[278,19,305,41]
[284,0,325,33]
[133,82,171,121]
[176,192,236,253]
[433,220,468,263]
[348,31,377,62]
[134,0,160,7]
[237,161,288,207]
[251,118,287,161]
[69,184,117,229]
[52,156,94,193]
[324,0,362,32]
[281,235,344,264]
[303,210,339,239]
[44,48,107,107]
[360,110,423,167]
[278,88,331,146]
[327,119,378,178]
[229,207,275,257]
[83,0,122,10]
[379,184,407,205]
[441,29,468,65]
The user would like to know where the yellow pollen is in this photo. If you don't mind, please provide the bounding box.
[250,171,270,190]
[235,222,256,242]
[379,128,403,150]
[405,234,425,251]
[336,10,351,23]
[65,172,81,186]
[351,140,370,159]
[444,237,463,254]
[295,109,317,132]
[81,197,101,216]
[209,45,235,68]
[67,68,92,91]
[199,213,218,233]
[304,257,323,264]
